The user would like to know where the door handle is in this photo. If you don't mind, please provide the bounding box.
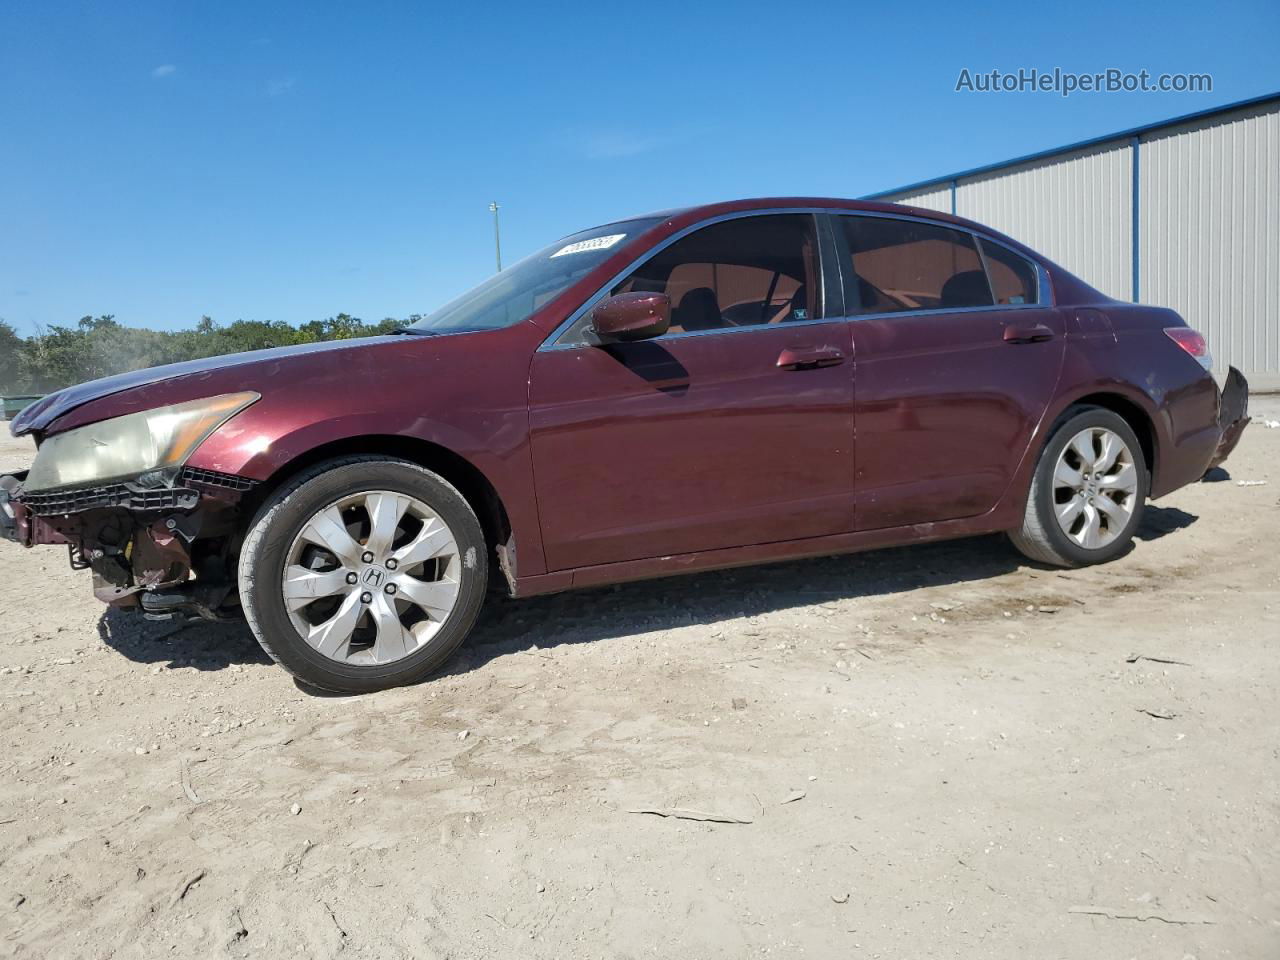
[1003,323,1055,344]
[776,346,845,370]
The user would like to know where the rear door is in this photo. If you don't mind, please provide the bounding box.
[833,213,1065,531]
[527,212,857,572]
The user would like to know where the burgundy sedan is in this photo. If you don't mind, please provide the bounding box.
[0,199,1250,692]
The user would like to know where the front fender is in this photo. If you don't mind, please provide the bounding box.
[186,401,548,577]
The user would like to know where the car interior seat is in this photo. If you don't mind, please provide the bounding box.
[672,287,723,332]
[939,270,992,308]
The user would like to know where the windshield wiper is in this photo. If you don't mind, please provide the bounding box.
[387,328,437,336]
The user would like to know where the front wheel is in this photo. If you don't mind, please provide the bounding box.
[238,457,488,693]
[1009,406,1148,567]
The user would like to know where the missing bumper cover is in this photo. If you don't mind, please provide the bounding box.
[1,466,253,621]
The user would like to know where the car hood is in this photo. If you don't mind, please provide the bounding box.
[10,337,400,437]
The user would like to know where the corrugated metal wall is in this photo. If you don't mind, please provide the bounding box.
[1139,103,1280,375]
[954,143,1133,301]
[873,97,1280,376]
[890,185,951,214]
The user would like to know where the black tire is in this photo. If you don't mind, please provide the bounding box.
[1009,406,1149,567]
[238,456,487,693]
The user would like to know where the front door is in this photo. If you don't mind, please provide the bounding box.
[833,213,1066,531]
[528,213,856,572]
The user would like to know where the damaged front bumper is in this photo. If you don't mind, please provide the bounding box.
[0,472,25,544]
[1208,366,1251,470]
[0,466,257,620]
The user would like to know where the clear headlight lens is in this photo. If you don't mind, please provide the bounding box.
[23,392,259,492]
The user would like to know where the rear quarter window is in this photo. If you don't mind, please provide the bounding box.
[979,239,1040,306]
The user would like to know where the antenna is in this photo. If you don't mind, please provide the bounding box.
[488,201,502,272]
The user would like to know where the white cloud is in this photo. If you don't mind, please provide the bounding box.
[151,64,177,79]
[583,131,663,159]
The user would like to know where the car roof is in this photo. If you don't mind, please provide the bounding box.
[618,197,1028,246]
[626,196,950,221]
[610,197,943,225]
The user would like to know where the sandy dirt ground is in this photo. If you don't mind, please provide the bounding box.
[1,401,1278,960]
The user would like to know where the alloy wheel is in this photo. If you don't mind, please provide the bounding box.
[282,490,461,665]
[1051,427,1139,550]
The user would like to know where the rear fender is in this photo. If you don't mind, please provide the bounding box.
[1039,328,1218,499]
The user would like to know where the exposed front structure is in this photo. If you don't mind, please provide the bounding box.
[868,93,1280,380]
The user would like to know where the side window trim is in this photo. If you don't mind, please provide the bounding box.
[973,236,999,306]
[833,211,1049,319]
[815,213,847,319]
[542,209,839,350]
[826,211,857,313]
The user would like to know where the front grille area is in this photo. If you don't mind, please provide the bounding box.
[19,483,199,516]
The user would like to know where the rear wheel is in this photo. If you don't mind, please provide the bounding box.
[1010,406,1148,567]
[238,457,487,693]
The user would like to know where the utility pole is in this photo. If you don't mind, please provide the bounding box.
[489,201,502,272]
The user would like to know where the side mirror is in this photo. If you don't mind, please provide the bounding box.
[590,292,671,343]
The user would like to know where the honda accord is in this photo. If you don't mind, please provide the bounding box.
[0,198,1251,692]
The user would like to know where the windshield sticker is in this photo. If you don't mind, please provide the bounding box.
[550,234,625,258]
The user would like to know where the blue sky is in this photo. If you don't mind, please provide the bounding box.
[1,0,1277,335]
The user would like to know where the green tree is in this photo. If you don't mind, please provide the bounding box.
[5,310,428,393]
[0,319,30,394]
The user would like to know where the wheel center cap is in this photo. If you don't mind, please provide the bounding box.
[362,566,386,588]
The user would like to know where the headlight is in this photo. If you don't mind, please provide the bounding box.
[23,392,259,492]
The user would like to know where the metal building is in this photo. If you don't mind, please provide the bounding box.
[865,92,1280,386]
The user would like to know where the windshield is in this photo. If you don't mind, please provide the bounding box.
[406,218,661,333]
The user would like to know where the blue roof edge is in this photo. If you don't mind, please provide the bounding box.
[862,90,1280,200]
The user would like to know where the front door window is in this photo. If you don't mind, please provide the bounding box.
[592,214,823,337]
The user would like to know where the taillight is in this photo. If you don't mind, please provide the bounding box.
[1164,327,1212,371]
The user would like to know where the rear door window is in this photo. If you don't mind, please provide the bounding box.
[840,216,993,314]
